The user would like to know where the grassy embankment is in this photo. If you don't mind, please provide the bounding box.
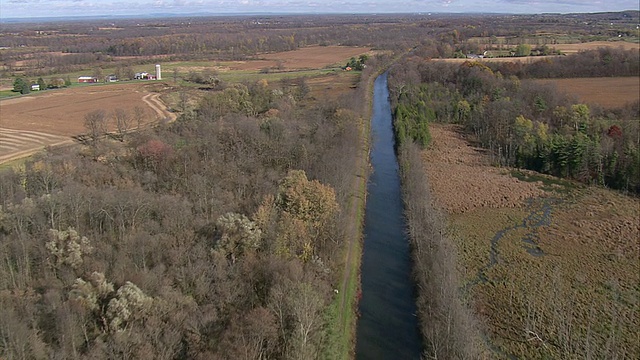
[320,68,374,359]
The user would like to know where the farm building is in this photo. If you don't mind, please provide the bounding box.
[134,72,150,80]
[134,65,161,80]
[78,76,98,83]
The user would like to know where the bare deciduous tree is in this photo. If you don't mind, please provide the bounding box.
[113,108,131,140]
[133,106,146,130]
[84,109,107,144]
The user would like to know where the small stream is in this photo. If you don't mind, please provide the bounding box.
[464,197,559,292]
[355,73,422,359]
[464,197,560,359]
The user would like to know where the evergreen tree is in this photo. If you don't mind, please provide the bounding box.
[12,77,28,93]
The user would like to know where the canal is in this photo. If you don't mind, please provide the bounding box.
[355,72,422,359]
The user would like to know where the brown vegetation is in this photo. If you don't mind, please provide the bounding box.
[307,72,361,101]
[389,48,640,193]
[435,56,562,64]
[422,124,546,213]
[421,124,640,359]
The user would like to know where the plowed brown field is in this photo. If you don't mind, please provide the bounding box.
[0,82,173,163]
[534,76,640,108]
[257,46,371,69]
[552,40,639,54]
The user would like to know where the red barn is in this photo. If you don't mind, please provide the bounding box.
[78,76,98,83]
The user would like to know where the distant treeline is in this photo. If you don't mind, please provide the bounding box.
[3,11,637,77]
[485,47,640,78]
[389,49,640,193]
[0,15,434,77]
[0,15,434,61]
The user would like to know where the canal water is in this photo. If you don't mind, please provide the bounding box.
[355,72,422,359]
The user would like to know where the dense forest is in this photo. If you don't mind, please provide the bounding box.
[389,47,640,193]
[0,56,384,358]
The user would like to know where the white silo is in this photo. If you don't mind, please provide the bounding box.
[155,64,162,80]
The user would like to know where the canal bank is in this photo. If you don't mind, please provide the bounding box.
[355,72,422,359]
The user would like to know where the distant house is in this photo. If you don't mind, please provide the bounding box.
[78,76,98,83]
[31,84,40,91]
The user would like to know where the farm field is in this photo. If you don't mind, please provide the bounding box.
[257,46,371,69]
[534,76,640,108]
[0,128,70,164]
[0,83,166,135]
[552,40,639,54]
[163,46,371,79]
[170,46,370,72]
[0,82,171,163]
[422,124,639,359]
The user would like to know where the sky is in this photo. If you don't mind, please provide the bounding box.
[0,0,638,19]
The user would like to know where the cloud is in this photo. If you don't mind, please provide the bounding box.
[1,0,638,19]
[501,0,638,12]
